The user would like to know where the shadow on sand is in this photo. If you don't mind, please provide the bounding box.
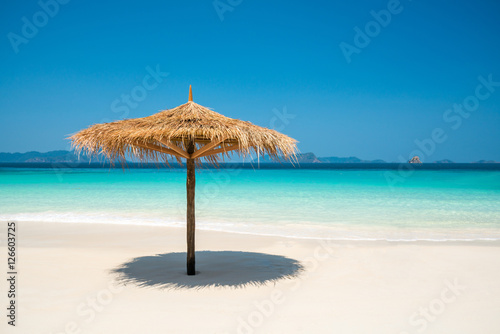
[111,251,304,290]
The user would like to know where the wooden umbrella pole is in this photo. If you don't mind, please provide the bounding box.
[186,140,196,275]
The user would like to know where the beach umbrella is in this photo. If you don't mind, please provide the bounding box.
[69,86,298,275]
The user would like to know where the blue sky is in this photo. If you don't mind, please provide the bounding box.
[1,0,499,162]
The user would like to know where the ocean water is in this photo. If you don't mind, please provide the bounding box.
[1,165,500,241]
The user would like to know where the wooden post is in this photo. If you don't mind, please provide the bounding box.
[186,140,196,275]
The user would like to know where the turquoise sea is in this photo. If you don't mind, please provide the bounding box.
[1,165,500,241]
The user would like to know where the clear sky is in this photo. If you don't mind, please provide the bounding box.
[1,0,499,162]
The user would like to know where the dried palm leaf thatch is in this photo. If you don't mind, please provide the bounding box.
[69,100,298,165]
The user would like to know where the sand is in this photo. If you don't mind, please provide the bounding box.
[1,221,500,334]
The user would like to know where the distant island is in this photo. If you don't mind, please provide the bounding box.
[256,152,387,163]
[0,150,497,164]
[0,150,91,163]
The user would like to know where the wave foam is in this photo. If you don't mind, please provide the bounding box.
[2,211,500,242]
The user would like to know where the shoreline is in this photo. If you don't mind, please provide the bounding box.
[2,221,500,333]
[3,218,500,243]
[9,220,500,246]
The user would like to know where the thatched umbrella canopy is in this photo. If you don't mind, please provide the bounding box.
[69,86,298,275]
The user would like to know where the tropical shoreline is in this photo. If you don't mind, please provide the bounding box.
[2,221,500,333]
[3,217,500,243]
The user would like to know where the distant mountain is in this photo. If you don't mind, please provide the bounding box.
[0,150,90,163]
[434,159,454,163]
[318,156,361,163]
[296,152,321,163]
[318,156,386,163]
[253,152,320,163]
[254,153,386,163]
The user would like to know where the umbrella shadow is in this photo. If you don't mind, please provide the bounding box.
[111,251,304,290]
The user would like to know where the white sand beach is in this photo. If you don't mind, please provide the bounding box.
[2,221,500,334]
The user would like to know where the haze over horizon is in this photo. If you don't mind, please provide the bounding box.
[1,0,499,163]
